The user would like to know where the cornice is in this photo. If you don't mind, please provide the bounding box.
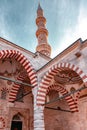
[37,38,82,74]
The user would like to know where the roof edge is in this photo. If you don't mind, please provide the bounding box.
[37,38,82,73]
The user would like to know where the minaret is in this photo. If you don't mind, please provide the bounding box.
[36,3,51,57]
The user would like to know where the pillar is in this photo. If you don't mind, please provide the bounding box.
[32,87,45,130]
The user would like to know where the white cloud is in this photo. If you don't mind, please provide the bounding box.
[52,6,87,58]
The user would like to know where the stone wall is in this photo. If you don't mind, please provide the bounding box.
[44,97,87,130]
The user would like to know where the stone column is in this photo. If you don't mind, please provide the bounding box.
[32,87,45,130]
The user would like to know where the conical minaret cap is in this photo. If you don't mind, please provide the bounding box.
[37,2,43,11]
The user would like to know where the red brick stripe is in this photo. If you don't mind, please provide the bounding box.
[0,117,5,128]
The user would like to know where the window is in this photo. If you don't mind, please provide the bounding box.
[16,86,25,102]
[13,114,21,121]
[1,88,7,99]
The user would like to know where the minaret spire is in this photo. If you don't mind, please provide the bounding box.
[38,2,42,10]
[36,3,51,57]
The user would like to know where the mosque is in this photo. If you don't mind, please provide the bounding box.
[0,3,87,130]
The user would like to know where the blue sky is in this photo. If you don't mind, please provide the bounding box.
[0,0,87,58]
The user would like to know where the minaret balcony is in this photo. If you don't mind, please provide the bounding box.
[36,16,46,25]
[36,28,48,37]
[36,43,51,55]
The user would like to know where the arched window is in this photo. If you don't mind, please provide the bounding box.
[12,114,21,121]
[46,90,59,102]
[70,87,76,97]
[1,88,7,99]
[11,114,22,130]
[70,87,76,92]
[16,86,25,102]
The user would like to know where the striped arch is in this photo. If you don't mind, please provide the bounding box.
[37,62,87,112]
[0,116,5,128]
[47,84,78,112]
[0,50,37,102]
[75,83,85,103]
[9,74,26,102]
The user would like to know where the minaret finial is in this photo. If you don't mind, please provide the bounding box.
[38,1,43,11]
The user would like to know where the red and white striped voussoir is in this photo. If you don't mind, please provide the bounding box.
[10,91,17,97]
[68,101,77,106]
[16,55,25,62]
[9,77,26,102]
[10,88,19,93]
[14,52,21,59]
[56,87,64,92]
[9,93,17,97]
[10,87,19,92]
[28,69,36,77]
[0,117,5,128]
[4,50,13,58]
[26,68,33,75]
[30,75,37,82]
[5,50,12,58]
[9,50,17,58]
[69,101,77,106]
[43,78,51,83]
[69,105,78,110]
[22,60,29,67]
[38,86,47,92]
[24,62,31,69]
[61,90,67,95]
[31,81,37,87]
[26,65,34,73]
[19,57,27,64]
[9,97,16,102]
[17,53,24,61]
[68,101,77,107]
[70,107,78,112]
[0,52,3,59]
[48,70,58,76]
[11,84,20,89]
[37,98,45,103]
[42,80,49,86]
[65,96,74,102]
[0,50,14,59]
[37,92,46,97]
[2,50,9,57]
[0,50,8,59]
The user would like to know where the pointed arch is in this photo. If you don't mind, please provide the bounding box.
[37,62,87,112]
[12,113,23,121]
[9,74,25,102]
[47,84,78,112]
[0,50,37,102]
